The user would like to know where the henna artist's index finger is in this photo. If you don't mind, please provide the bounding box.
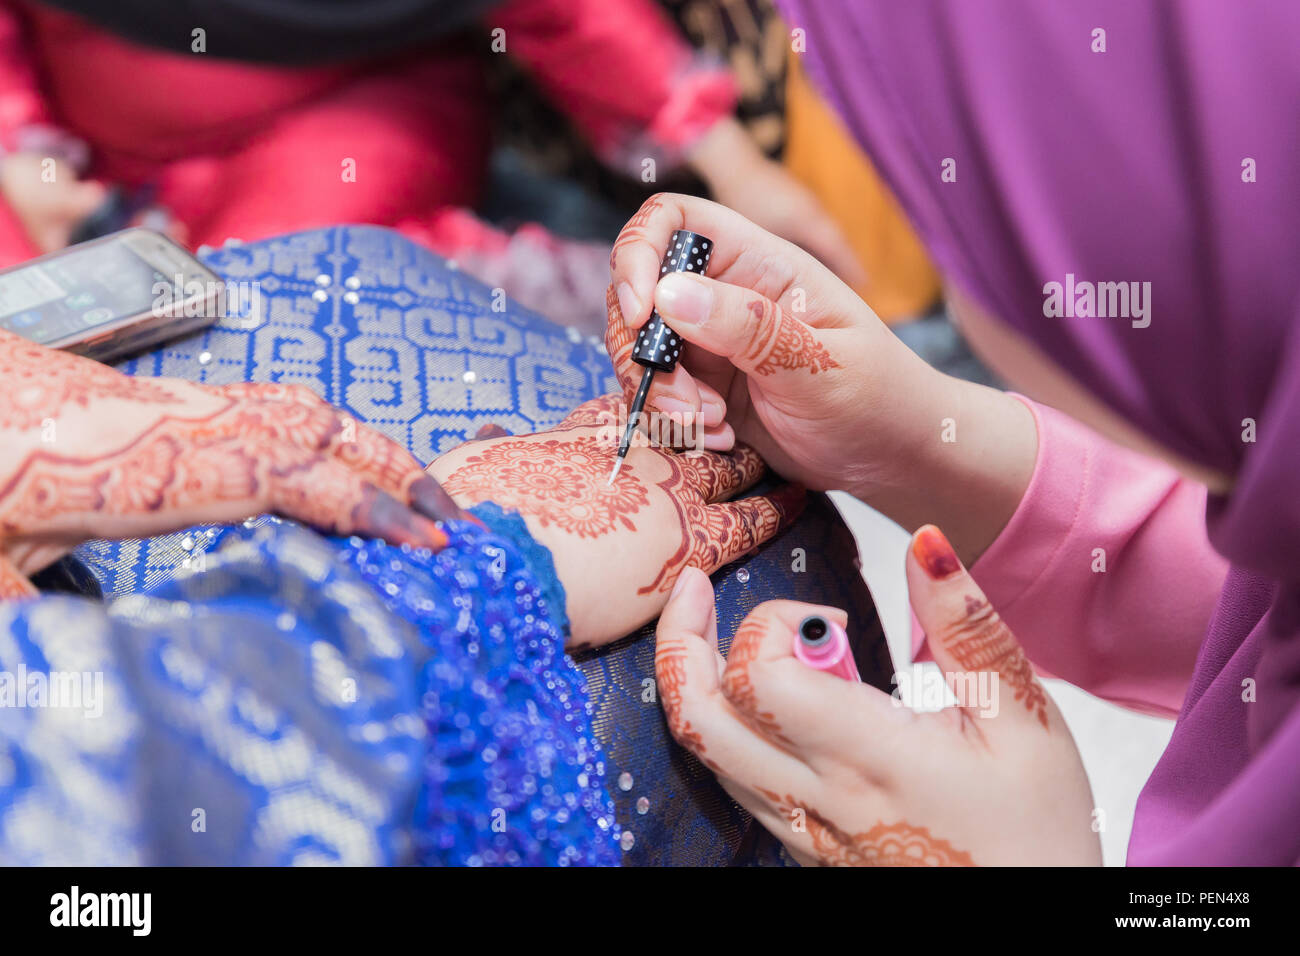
[605,284,641,404]
[609,194,676,325]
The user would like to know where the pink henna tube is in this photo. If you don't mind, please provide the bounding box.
[793,615,860,682]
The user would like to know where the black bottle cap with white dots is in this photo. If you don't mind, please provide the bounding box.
[632,230,713,372]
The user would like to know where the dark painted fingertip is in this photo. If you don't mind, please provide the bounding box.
[912,524,962,580]
[771,482,808,530]
[409,475,470,524]
[474,423,511,441]
[367,489,450,551]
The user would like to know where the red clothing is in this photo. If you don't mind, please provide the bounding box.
[0,0,736,265]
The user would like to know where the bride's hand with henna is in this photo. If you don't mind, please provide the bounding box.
[426,395,805,649]
[0,330,461,598]
[655,524,1100,866]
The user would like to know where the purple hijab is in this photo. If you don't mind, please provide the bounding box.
[777,0,1300,864]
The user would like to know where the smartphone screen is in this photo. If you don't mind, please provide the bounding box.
[0,240,171,345]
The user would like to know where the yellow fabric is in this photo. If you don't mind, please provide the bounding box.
[783,59,940,323]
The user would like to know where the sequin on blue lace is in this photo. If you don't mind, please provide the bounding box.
[341,503,620,866]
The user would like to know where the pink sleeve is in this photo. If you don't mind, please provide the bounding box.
[912,395,1227,717]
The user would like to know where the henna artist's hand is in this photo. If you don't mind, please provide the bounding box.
[426,395,805,649]
[608,193,1038,565]
[0,331,462,599]
[655,524,1101,866]
[607,191,937,488]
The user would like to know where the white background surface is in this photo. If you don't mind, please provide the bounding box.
[830,491,1175,866]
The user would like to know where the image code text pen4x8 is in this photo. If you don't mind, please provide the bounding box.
[608,230,713,484]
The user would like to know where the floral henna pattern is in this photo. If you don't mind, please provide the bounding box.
[721,618,793,746]
[945,597,1050,730]
[216,382,467,523]
[655,635,721,772]
[637,450,792,595]
[756,788,976,867]
[1,331,181,430]
[441,436,650,538]
[0,408,445,549]
[743,300,840,377]
[609,194,666,272]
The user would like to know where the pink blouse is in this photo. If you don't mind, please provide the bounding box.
[914,396,1228,718]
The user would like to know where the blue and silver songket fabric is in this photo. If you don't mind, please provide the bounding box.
[1,506,618,866]
[1,227,889,865]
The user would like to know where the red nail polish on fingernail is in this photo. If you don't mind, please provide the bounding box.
[415,515,450,551]
[912,525,961,579]
[773,483,807,530]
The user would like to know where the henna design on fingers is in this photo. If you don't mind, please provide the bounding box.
[605,284,642,405]
[756,788,976,867]
[944,596,1050,730]
[0,425,446,552]
[655,633,721,772]
[0,556,38,600]
[637,460,798,595]
[721,618,792,745]
[677,444,763,501]
[0,350,452,575]
[743,300,839,377]
[609,194,666,272]
[558,393,623,430]
[441,436,649,538]
[216,384,464,521]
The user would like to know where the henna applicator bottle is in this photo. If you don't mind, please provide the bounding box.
[794,615,861,682]
[608,230,714,484]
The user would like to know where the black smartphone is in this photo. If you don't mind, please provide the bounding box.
[0,228,224,363]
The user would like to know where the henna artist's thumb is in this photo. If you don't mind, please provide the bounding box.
[655,272,713,328]
[655,273,790,381]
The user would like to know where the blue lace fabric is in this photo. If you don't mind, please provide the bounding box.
[0,506,619,866]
